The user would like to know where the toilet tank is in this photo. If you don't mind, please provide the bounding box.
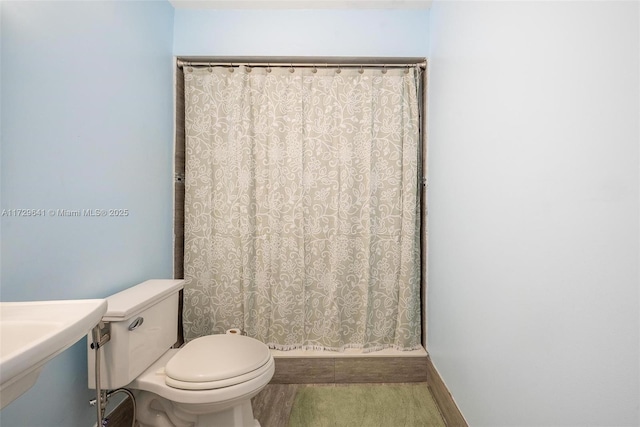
[88,279,184,390]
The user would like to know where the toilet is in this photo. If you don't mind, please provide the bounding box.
[87,279,275,427]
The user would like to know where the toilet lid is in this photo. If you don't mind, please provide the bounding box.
[165,335,271,387]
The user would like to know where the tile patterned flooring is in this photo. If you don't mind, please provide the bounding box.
[252,382,445,427]
[109,382,444,427]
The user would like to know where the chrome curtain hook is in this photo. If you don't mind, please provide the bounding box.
[289,63,294,73]
[336,64,341,74]
[229,63,234,73]
[266,63,271,73]
[359,65,364,74]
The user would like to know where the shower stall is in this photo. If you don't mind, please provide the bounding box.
[173,58,428,372]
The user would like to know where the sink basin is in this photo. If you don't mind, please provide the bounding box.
[0,299,107,409]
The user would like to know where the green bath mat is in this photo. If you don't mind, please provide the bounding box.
[288,384,446,427]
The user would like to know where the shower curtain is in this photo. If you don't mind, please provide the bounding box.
[182,65,421,352]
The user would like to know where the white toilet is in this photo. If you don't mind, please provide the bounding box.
[87,279,275,427]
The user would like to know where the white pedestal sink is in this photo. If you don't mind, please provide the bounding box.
[0,299,108,409]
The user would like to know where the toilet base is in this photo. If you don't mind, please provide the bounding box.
[134,390,261,427]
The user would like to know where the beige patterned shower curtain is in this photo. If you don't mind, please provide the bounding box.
[182,65,421,352]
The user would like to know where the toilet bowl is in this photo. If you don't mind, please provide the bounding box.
[132,336,275,427]
[87,280,274,427]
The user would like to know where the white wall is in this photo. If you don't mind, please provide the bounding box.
[174,8,429,56]
[427,1,639,426]
[0,1,174,425]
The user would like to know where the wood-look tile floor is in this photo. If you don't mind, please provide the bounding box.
[251,382,442,427]
[109,383,442,427]
[252,384,303,427]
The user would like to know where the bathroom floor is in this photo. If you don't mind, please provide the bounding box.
[251,383,446,427]
[107,382,445,427]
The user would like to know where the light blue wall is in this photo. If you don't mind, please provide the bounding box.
[0,1,174,425]
[427,1,639,425]
[174,9,429,57]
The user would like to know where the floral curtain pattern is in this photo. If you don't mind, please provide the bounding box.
[183,65,421,351]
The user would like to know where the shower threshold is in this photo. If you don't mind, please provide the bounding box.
[269,345,428,384]
[270,345,427,358]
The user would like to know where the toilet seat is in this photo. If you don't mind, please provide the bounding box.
[130,349,275,405]
[165,335,272,390]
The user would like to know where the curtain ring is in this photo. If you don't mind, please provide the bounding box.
[228,63,234,73]
[208,65,212,73]
[382,65,387,74]
[312,65,317,73]
[336,65,341,74]
[186,66,193,73]
[266,63,272,73]
[404,66,410,74]
[289,64,295,73]
[246,66,252,73]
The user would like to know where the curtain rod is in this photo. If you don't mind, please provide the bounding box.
[177,59,426,70]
